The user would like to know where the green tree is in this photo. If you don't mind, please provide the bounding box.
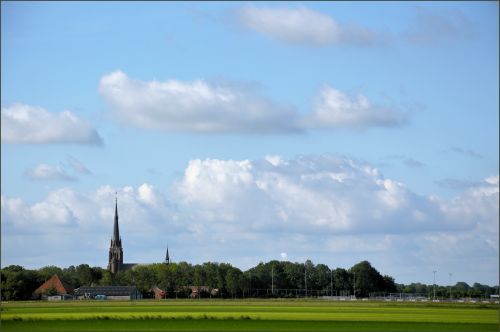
[99,270,113,286]
[225,267,242,298]
[1,266,41,300]
[38,265,63,281]
[75,264,94,286]
[350,261,386,297]
[315,264,331,292]
[332,268,350,294]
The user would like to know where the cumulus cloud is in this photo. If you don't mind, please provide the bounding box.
[1,184,178,266]
[2,156,497,284]
[235,5,475,49]
[1,103,102,145]
[174,155,495,236]
[235,6,380,47]
[2,189,79,228]
[99,71,411,133]
[25,164,77,182]
[305,85,409,130]
[99,70,301,134]
[438,175,499,229]
[171,156,497,283]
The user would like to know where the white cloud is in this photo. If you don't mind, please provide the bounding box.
[439,176,499,230]
[235,6,475,48]
[235,6,380,47]
[2,156,497,284]
[179,159,253,206]
[137,183,159,206]
[99,70,301,134]
[25,164,77,182]
[173,155,493,235]
[1,103,102,145]
[1,183,178,266]
[2,184,177,233]
[171,156,497,283]
[236,6,340,46]
[99,71,410,133]
[265,155,287,167]
[305,85,409,129]
[2,188,78,228]
[485,175,499,186]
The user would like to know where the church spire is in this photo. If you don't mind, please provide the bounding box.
[108,192,123,274]
[112,192,120,243]
[165,245,170,265]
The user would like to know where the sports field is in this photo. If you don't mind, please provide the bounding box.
[1,299,498,332]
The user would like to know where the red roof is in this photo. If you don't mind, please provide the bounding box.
[34,274,73,295]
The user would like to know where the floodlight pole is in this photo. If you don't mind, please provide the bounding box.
[304,264,307,298]
[330,269,333,297]
[433,270,437,300]
[449,273,452,300]
[271,265,274,295]
[353,272,356,298]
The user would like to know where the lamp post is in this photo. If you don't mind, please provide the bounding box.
[304,263,307,298]
[330,269,333,297]
[433,270,437,300]
[353,272,356,298]
[271,265,274,295]
[449,273,453,301]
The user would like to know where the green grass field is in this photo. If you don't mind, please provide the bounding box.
[1,299,498,332]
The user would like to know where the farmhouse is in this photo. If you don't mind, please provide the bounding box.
[74,286,142,300]
[33,274,73,300]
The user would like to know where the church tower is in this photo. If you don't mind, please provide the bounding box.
[108,193,123,274]
[165,245,170,265]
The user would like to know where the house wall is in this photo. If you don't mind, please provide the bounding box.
[47,295,63,301]
[107,296,132,300]
[47,295,73,301]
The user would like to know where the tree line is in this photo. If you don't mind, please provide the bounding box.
[1,260,497,300]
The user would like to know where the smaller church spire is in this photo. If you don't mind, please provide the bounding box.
[165,245,170,265]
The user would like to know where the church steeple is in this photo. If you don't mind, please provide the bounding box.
[108,192,123,274]
[112,193,120,244]
[165,245,170,265]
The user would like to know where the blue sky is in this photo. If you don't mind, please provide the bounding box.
[1,1,498,286]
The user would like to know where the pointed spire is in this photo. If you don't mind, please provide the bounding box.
[165,244,170,265]
[112,192,120,242]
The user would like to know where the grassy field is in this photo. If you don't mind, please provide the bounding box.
[1,299,498,332]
